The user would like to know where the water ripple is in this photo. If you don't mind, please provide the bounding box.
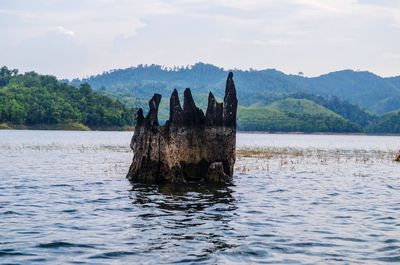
[1,130,399,264]
[36,242,96,249]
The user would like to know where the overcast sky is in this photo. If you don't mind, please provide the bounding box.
[1,0,399,78]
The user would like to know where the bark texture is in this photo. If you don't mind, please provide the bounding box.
[127,72,237,183]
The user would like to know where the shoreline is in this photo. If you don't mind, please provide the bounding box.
[237,131,400,136]
[1,124,399,136]
[0,123,135,132]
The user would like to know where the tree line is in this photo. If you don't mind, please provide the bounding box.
[0,67,135,129]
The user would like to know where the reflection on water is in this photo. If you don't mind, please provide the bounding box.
[129,183,238,261]
[131,182,235,212]
[0,130,399,264]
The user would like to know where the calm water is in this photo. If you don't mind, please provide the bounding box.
[0,130,399,264]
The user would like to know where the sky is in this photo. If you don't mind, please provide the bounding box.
[0,0,399,79]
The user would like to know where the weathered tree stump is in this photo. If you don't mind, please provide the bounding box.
[127,72,237,183]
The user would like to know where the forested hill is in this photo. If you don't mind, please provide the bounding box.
[1,65,399,133]
[68,63,400,133]
[0,67,135,130]
[71,63,400,114]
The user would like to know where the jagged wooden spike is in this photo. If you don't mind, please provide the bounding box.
[206,92,216,125]
[136,108,144,126]
[169,89,182,124]
[183,88,195,112]
[146,93,161,126]
[223,72,237,127]
[182,88,205,126]
[206,92,223,126]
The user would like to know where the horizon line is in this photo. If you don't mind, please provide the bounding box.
[4,62,399,80]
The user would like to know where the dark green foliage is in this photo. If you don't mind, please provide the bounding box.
[70,63,400,112]
[371,96,400,114]
[288,93,376,127]
[307,70,400,109]
[238,99,362,133]
[367,110,400,134]
[0,67,135,128]
[69,63,400,133]
[0,66,18,87]
[2,64,399,133]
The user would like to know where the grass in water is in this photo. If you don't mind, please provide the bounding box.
[0,123,12,129]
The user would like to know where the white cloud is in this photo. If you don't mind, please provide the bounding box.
[267,40,290,46]
[293,0,356,14]
[384,52,400,59]
[0,9,38,19]
[219,38,234,43]
[0,0,399,77]
[55,26,75,36]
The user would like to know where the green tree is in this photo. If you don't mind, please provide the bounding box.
[7,99,27,124]
[0,66,18,87]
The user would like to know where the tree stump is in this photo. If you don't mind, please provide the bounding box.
[127,72,238,183]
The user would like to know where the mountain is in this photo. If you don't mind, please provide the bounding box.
[308,70,400,112]
[71,63,400,113]
[268,98,343,116]
[287,93,376,127]
[371,96,400,114]
[2,64,397,133]
[238,99,362,133]
[69,63,396,132]
[0,67,135,130]
[367,110,400,134]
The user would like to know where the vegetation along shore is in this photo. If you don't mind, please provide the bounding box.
[1,64,400,133]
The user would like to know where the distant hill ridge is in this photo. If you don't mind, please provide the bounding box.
[71,62,400,114]
[2,64,399,133]
[68,62,400,133]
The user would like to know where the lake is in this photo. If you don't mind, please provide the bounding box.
[1,130,399,264]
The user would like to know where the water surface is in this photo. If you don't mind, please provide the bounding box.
[0,130,399,264]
